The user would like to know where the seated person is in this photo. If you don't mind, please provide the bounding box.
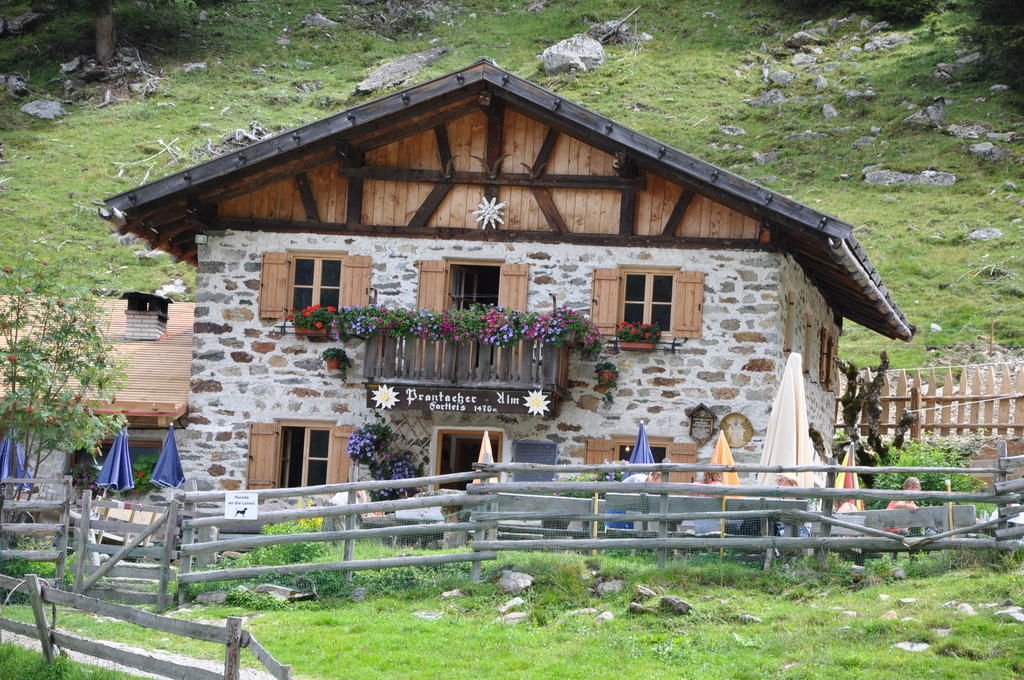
[885,476,937,535]
[775,474,809,537]
[836,499,859,514]
[622,471,662,483]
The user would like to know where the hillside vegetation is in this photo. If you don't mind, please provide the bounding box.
[0,0,1022,367]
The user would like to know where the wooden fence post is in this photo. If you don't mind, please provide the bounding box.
[26,574,54,664]
[657,494,668,568]
[157,498,179,612]
[910,386,922,440]
[817,464,836,566]
[996,440,1009,537]
[224,615,243,680]
[178,479,197,606]
[344,489,357,582]
[73,491,92,594]
[54,476,72,587]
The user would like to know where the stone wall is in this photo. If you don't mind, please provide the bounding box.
[183,230,839,490]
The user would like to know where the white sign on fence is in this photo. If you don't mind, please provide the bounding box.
[224,491,259,520]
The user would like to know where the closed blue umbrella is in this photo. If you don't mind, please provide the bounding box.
[628,421,656,465]
[150,424,184,489]
[0,435,12,481]
[97,428,135,492]
[13,441,31,491]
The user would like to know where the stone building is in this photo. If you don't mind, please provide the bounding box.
[101,60,912,492]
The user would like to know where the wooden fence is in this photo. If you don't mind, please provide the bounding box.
[0,477,71,583]
[837,362,1024,436]
[0,572,290,680]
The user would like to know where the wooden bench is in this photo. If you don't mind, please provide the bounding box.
[826,505,977,536]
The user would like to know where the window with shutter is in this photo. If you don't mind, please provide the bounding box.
[258,253,290,320]
[416,260,449,311]
[340,256,372,308]
[584,438,614,465]
[290,254,344,310]
[497,263,530,311]
[671,271,704,339]
[590,269,621,336]
[511,441,558,482]
[666,442,697,483]
[591,268,704,339]
[247,423,281,489]
[328,426,354,484]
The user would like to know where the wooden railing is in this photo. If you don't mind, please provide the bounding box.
[363,335,569,389]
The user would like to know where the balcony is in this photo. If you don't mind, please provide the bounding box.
[363,335,570,392]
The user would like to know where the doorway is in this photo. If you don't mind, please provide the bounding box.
[436,430,503,489]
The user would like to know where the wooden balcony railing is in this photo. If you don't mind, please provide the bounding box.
[363,336,570,391]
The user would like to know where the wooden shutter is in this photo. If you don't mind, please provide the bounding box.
[584,438,615,465]
[783,293,795,353]
[804,323,815,378]
[247,423,280,489]
[672,271,704,338]
[328,425,354,484]
[258,252,290,320]
[497,263,530,311]
[416,260,449,311]
[511,440,558,482]
[340,255,372,307]
[666,442,697,483]
[590,269,621,336]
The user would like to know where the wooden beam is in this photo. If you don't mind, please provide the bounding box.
[153,220,191,250]
[354,98,480,151]
[619,188,636,236]
[530,187,568,233]
[335,166,644,190]
[434,125,452,170]
[339,142,365,227]
[294,173,320,222]
[532,128,559,177]
[199,148,338,207]
[408,184,453,228]
[662,190,695,236]
[484,99,505,203]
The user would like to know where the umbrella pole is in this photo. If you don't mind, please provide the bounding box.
[719,496,726,559]
[945,479,953,531]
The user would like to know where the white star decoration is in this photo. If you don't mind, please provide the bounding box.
[471,196,507,230]
[523,390,551,416]
[371,384,399,410]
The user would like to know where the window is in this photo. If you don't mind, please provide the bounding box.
[291,256,343,310]
[622,272,674,331]
[448,264,501,309]
[591,268,703,339]
[417,261,529,312]
[281,426,330,487]
[584,437,697,482]
[615,441,667,464]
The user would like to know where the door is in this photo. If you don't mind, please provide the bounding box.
[436,430,503,489]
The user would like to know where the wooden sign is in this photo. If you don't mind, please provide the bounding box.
[366,384,554,416]
[685,403,716,446]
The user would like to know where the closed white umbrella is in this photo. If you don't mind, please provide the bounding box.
[757,353,825,488]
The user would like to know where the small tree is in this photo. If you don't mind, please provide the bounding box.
[834,351,915,467]
[0,257,125,487]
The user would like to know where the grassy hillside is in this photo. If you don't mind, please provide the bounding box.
[0,0,1021,367]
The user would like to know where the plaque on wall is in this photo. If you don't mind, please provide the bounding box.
[721,412,753,448]
[685,403,716,446]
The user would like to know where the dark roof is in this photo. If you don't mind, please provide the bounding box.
[101,59,913,341]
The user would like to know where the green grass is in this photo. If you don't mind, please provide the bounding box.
[0,0,1022,366]
[4,549,1024,679]
[0,643,148,680]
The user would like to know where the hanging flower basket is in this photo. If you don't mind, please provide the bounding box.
[597,370,618,385]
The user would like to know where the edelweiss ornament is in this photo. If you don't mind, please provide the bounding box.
[371,384,399,410]
[471,196,506,230]
[523,390,551,416]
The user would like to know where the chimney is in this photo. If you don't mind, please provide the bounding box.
[122,292,171,341]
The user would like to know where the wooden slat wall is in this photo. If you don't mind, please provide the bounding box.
[836,363,1024,436]
[216,108,760,240]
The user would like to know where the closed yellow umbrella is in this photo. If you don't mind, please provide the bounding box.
[710,430,740,486]
[835,444,864,511]
[472,431,494,484]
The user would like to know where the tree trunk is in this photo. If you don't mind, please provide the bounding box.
[94,0,115,64]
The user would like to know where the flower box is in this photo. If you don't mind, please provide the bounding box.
[295,327,330,338]
[619,341,657,351]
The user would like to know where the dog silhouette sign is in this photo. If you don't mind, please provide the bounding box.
[224,491,259,520]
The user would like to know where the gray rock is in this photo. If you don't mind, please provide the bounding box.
[750,89,787,107]
[595,579,624,595]
[440,589,464,599]
[991,84,1009,93]
[354,47,449,95]
[846,89,876,101]
[541,34,604,75]
[903,99,947,127]
[628,602,654,614]
[995,606,1024,623]
[784,130,828,141]
[60,56,82,74]
[195,590,228,604]
[945,123,989,139]
[497,570,534,594]
[987,132,1014,142]
[498,612,528,625]
[659,596,693,615]
[956,51,984,66]
[302,12,338,26]
[252,583,316,602]
[20,99,64,119]
[595,611,615,623]
[823,104,838,119]
[739,614,762,624]
[769,70,796,86]
[969,142,1009,162]
[498,596,526,613]
[956,603,977,616]
[889,567,907,580]
[754,151,778,165]
[566,607,599,616]
[792,53,817,67]
[965,228,1003,241]
[183,62,207,73]
[413,611,443,620]
[5,75,29,97]
[813,75,828,90]
[893,642,930,652]
[930,323,942,332]
[864,33,909,52]
[853,135,875,148]
[350,587,368,602]
[155,278,187,298]
[720,125,747,136]
[784,31,822,48]
[635,584,658,599]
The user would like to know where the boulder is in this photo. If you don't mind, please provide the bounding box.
[497,570,534,595]
[864,33,909,51]
[353,47,449,95]
[956,603,977,615]
[969,142,1009,162]
[720,125,747,136]
[784,130,828,141]
[813,75,828,90]
[903,99,948,127]
[412,611,443,620]
[852,135,875,148]
[595,611,615,623]
[5,74,29,97]
[791,53,816,67]
[956,52,984,66]
[846,89,876,101]
[864,170,956,187]
[498,612,528,625]
[754,151,778,165]
[945,123,989,139]
[498,596,526,613]
[738,614,762,624]
[659,596,693,615]
[965,228,1003,242]
[893,642,930,652]
[628,602,654,614]
[991,84,1009,93]
[183,62,208,73]
[20,99,64,119]
[60,56,82,74]
[595,579,624,595]
[440,589,464,599]
[995,606,1024,623]
[769,70,796,86]
[634,584,658,599]
[566,607,599,616]
[252,584,316,602]
[350,587,368,602]
[541,34,605,75]
[784,31,821,48]
[303,12,338,26]
[750,89,787,107]
[195,590,228,604]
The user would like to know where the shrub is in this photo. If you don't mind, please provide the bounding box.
[244,521,329,566]
[872,440,983,507]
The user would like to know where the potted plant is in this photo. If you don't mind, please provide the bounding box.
[594,361,619,387]
[288,304,338,338]
[322,347,351,378]
[617,321,661,350]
